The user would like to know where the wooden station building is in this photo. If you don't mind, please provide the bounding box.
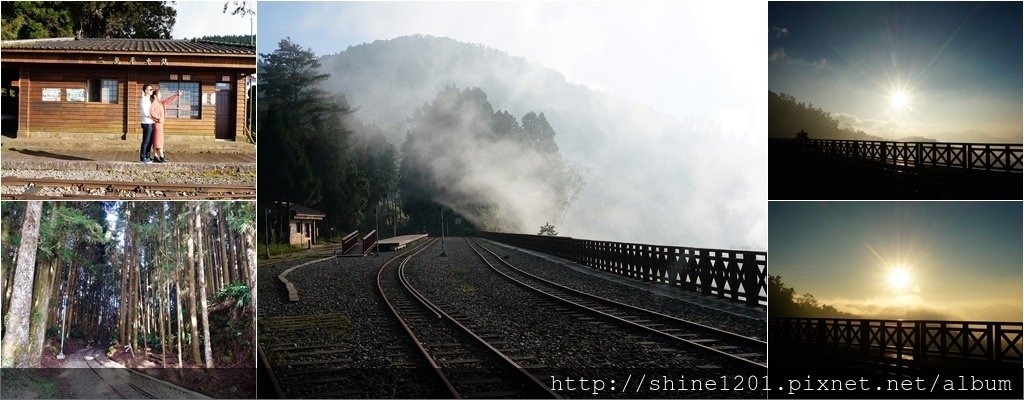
[1,37,255,141]
[285,203,326,248]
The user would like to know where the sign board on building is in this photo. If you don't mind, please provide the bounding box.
[66,88,85,102]
[42,88,61,101]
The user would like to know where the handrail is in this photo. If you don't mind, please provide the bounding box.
[362,230,377,256]
[479,232,766,307]
[341,230,359,254]
[770,138,1023,173]
[769,317,1023,364]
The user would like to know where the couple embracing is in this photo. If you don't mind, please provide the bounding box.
[139,83,182,163]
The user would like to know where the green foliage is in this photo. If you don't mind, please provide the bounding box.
[196,34,253,45]
[1,1,176,40]
[768,275,857,318]
[0,369,59,399]
[216,282,251,308]
[539,222,558,236]
[45,326,60,338]
[259,38,401,239]
[260,244,302,258]
[38,204,108,263]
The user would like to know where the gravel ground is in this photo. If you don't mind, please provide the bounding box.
[257,247,444,398]
[2,168,255,197]
[475,239,767,341]
[406,239,763,399]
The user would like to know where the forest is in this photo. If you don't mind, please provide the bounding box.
[1,202,256,380]
[258,38,582,247]
[768,90,884,141]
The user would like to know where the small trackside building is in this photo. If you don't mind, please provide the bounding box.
[1,37,255,141]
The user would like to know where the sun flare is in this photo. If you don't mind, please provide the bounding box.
[890,89,910,110]
[888,268,911,290]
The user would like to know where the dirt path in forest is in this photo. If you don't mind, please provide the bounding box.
[50,348,125,399]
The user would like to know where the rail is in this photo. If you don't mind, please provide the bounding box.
[340,230,359,254]
[770,138,1023,173]
[479,232,767,307]
[361,230,377,256]
[769,318,1023,364]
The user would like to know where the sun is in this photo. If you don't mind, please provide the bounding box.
[890,89,910,110]
[888,268,911,290]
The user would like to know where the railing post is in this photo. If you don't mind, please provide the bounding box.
[860,319,870,352]
[743,252,758,306]
[966,143,973,170]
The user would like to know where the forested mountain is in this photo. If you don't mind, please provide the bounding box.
[400,86,583,232]
[768,91,883,141]
[310,35,764,248]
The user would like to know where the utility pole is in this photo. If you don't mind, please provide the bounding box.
[264,208,271,258]
[439,206,447,257]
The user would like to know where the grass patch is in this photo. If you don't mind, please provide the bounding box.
[258,243,303,259]
[0,369,60,399]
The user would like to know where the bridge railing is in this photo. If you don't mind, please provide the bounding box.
[770,138,1023,173]
[362,230,377,256]
[341,230,359,254]
[479,231,766,307]
[769,317,1023,364]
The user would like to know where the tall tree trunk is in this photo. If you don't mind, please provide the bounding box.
[142,271,150,357]
[243,204,258,359]
[27,248,58,366]
[218,210,232,285]
[194,204,215,368]
[118,245,128,345]
[1,201,43,368]
[175,271,184,370]
[186,212,202,365]
[159,279,167,368]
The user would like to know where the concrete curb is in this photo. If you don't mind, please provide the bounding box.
[277,256,337,302]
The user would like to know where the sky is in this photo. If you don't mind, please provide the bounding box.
[769,202,1023,322]
[170,1,255,39]
[769,2,1023,143]
[257,1,764,130]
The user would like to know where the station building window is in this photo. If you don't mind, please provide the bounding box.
[158,81,201,119]
[86,79,118,103]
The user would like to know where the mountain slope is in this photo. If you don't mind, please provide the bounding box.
[316,35,765,250]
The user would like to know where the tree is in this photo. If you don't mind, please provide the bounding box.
[1,1,176,40]
[1,201,42,367]
[193,204,214,368]
[538,222,558,236]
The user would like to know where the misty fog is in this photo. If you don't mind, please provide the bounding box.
[318,35,766,250]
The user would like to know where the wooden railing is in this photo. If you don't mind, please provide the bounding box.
[769,318,1023,364]
[341,230,359,255]
[361,230,377,256]
[770,138,1023,173]
[479,232,767,306]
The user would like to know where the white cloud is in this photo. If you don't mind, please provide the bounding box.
[770,26,789,39]
[171,1,255,39]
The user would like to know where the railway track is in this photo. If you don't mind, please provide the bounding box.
[1,177,254,199]
[260,238,447,398]
[83,348,207,399]
[466,237,767,370]
[378,238,559,399]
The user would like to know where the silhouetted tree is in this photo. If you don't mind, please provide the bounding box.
[538,223,558,236]
[1,1,177,40]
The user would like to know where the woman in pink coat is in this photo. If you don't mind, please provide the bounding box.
[149,89,181,163]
